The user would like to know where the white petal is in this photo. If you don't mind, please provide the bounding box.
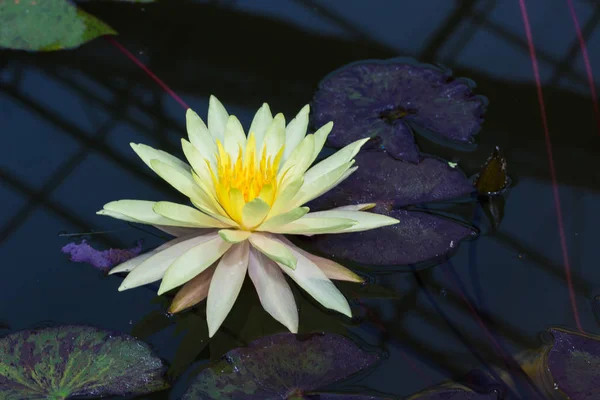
[248,248,298,333]
[248,232,297,269]
[223,115,246,160]
[303,210,398,233]
[272,236,351,317]
[101,200,197,227]
[181,139,216,195]
[219,229,251,243]
[261,113,285,161]
[279,238,363,283]
[96,209,140,223]
[266,216,356,235]
[154,226,211,238]
[241,198,270,229]
[207,95,229,141]
[149,159,205,203]
[168,264,216,313]
[311,121,333,163]
[290,161,355,208]
[118,233,215,291]
[331,203,376,211]
[130,143,191,174]
[249,103,273,150]
[207,242,250,337]
[267,178,304,217]
[185,109,217,164]
[158,233,232,295]
[151,160,236,227]
[110,233,204,275]
[257,207,309,231]
[278,134,314,185]
[303,137,368,185]
[191,198,238,228]
[109,252,154,275]
[153,201,229,228]
[282,104,309,162]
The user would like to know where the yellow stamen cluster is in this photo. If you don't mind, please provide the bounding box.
[209,133,283,225]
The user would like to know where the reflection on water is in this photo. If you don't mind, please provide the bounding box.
[1,0,600,399]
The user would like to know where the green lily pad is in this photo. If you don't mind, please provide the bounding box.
[0,0,116,51]
[0,325,169,399]
[183,333,380,399]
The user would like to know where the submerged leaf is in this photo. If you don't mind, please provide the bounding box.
[303,152,476,266]
[61,239,143,270]
[474,146,509,195]
[312,58,487,162]
[0,325,169,399]
[0,0,116,51]
[183,333,379,399]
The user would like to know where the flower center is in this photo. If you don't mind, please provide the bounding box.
[209,133,283,225]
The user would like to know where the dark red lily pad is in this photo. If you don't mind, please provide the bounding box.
[61,239,143,271]
[545,328,600,400]
[311,58,487,163]
[182,333,381,399]
[302,152,476,267]
[313,395,392,399]
[406,384,498,399]
[0,325,169,399]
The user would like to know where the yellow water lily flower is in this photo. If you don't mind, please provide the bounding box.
[99,96,399,337]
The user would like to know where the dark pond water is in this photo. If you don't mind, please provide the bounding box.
[1,0,600,399]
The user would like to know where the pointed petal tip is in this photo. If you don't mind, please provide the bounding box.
[156,284,168,296]
[167,303,183,314]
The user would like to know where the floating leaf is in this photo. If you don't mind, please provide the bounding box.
[312,58,487,162]
[406,383,498,399]
[302,152,476,267]
[0,325,169,399]
[61,239,143,270]
[520,328,600,400]
[474,146,509,196]
[0,0,116,51]
[313,394,392,399]
[183,333,380,399]
[473,146,510,232]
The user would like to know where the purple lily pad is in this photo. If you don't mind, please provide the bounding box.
[182,333,381,400]
[405,385,498,399]
[545,328,600,400]
[0,325,169,399]
[314,395,392,400]
[302,152,476,267]
[61,239,142,270]
[312,58,487,162]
